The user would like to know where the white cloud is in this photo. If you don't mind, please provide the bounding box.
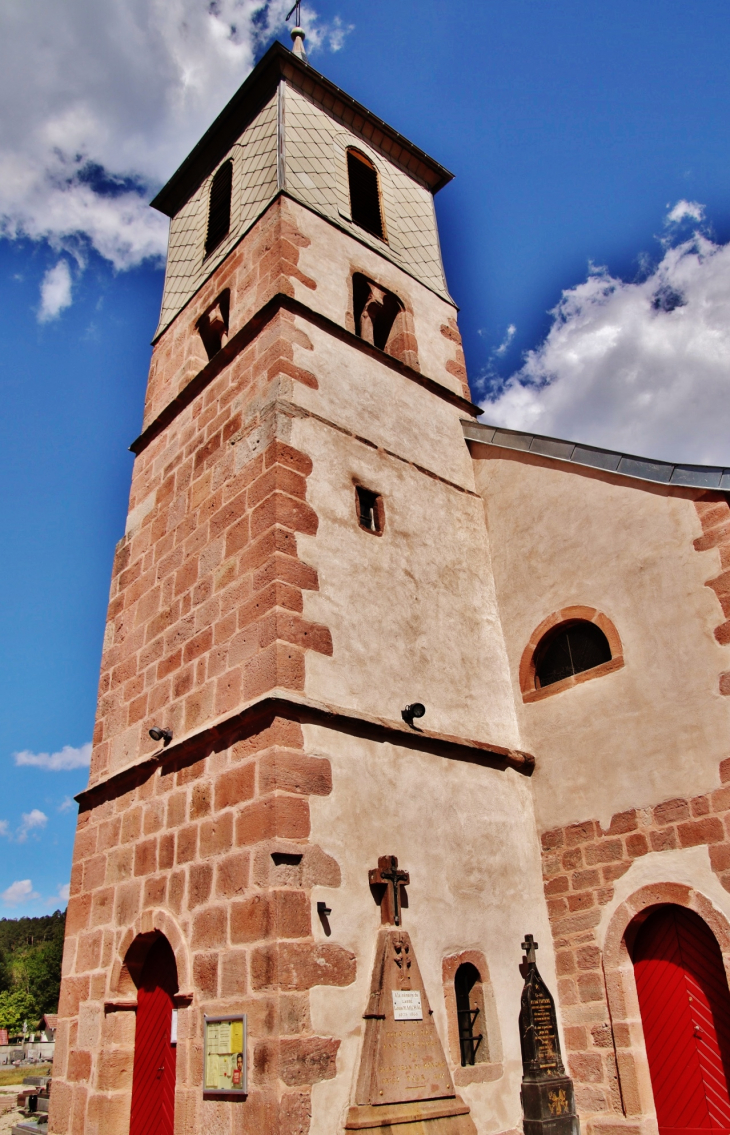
[38,260,73,322]
[58,796,74,813]
[17,810,48,843]
[57,883,70,903]
[2,880,40,905]
[666,199,704,225]
[0,0,350,302]
[0,822,10,839]
[483,222,730,466]
[14,742,92,771]
[494,323,516,356]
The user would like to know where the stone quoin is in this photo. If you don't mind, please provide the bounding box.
[49,31,730,1135]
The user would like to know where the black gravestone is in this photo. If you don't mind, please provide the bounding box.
[519,936,580,1135]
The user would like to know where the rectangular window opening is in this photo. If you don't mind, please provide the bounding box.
[356,486,383,534]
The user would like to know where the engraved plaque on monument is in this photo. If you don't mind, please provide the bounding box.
[345,857,476,1134]
[519,936,579,1135]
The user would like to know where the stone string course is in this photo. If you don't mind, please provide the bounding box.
[540,754,730,1132]
[143,197,317,435]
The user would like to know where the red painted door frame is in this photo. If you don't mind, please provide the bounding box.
[633,905,730,1135]
[129,936,178,1135]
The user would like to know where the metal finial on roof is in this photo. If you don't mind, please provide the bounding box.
[286,1,307,59]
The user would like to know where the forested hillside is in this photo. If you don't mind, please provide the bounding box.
[0,911,65,1034]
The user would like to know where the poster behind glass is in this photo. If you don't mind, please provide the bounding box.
[204,1015,247,1095]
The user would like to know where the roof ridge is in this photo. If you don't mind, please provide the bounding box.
[463,420,730,491]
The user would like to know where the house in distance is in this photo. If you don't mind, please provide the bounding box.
[49,28,730,1135]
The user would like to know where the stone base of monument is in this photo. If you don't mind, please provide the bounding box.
[345,1097,477,1133]
[521,1076,580,1135]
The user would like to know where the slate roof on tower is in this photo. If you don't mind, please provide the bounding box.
[150,40,456,338]
[151,40,453,217]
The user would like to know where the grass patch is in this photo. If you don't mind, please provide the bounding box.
[0,1064,51,1087]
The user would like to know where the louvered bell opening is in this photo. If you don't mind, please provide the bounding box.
[205,161,233,257]
[347,152,384,240]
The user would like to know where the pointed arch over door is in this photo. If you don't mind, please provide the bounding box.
[129,935,178,1135]
[632,905,730,1135]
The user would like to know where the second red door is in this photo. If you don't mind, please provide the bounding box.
[633,905,730,1135]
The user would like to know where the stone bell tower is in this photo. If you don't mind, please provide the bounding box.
[50,32,546,1135]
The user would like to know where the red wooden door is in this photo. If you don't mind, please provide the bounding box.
[129,937,178,1135]
[633,905,730,1135]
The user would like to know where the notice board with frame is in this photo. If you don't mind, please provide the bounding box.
[203,1014,247,1096]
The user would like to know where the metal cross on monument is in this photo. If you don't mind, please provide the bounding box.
[521,934,538,965]
[286,1,302,25]
[369,855,410,926]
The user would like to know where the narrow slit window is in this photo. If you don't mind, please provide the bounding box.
[205,161,233,257]
[356,487,383,534]
[455,963,484,1067]
[347,150,384,240]
[535,620,612,689]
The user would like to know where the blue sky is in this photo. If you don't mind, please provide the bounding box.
[1,0,730,912]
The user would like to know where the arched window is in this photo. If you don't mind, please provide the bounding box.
[205,160,233,257]
[520,606,623,701]
[347,149,384,239]
[454,962,485,1067]
[534,620,611,689]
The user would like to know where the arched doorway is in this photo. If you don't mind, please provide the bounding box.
[129,935,178,1135]
[632,905,730,1135]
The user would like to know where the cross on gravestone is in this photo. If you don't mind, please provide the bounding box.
[522,935,538,965]
[369,855,410,926]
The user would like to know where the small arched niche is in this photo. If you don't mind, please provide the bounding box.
[520,605,624,703]
[443,951,503,1086]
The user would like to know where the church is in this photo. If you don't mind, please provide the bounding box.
[49,28,730,1135]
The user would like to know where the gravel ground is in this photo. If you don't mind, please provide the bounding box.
[0,1099,24,1134]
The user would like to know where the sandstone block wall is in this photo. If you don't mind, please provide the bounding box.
[93,312,332,784]
[540,754,730,1133]
[50,711,356,1135]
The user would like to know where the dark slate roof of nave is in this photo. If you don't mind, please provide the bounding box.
[463,420,730,492]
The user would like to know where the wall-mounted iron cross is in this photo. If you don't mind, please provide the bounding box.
[369,855,410,926]
[521,934,538,965]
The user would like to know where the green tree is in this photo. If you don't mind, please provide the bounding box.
[0,990,39,1036]
[11,939,64,1016]
[0,910,65,1016]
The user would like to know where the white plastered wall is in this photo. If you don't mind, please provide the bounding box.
[304,727,555,1135]
[471,447,730,832]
